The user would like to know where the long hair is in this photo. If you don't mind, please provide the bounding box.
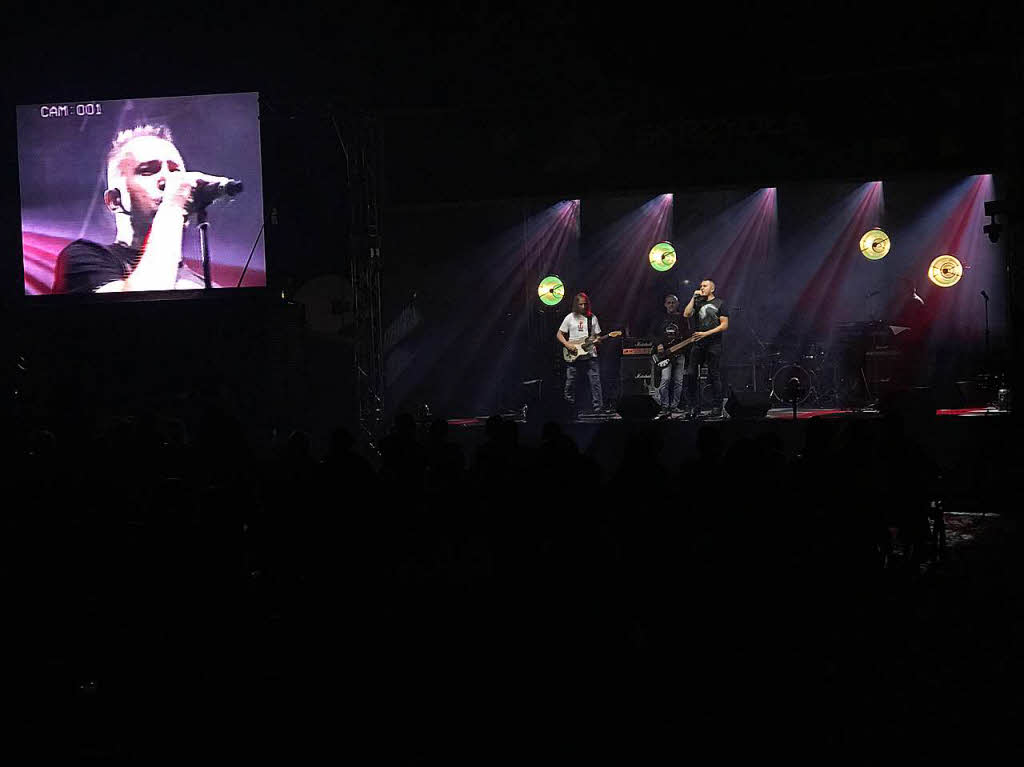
[574,292,593,317]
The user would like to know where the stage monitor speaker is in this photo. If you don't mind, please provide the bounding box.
[617,394,660,420]
[879,387,936,420]
[725,390,771,419]
[955,378,996,407]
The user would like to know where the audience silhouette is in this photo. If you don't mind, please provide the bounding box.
[7,393,1016,763]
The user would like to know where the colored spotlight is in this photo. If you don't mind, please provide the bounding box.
[928,255,963,288]
[538,275,565,305]
[860,228,890,260]
[648,241,677,272]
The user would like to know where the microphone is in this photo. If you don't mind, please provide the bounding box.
[981,290,989,300]
[194,176,244,208]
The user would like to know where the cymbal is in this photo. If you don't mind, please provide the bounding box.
[648,241,677,272]
[860,228,890,260]
[928,255,963,288]
[537,275,565,306]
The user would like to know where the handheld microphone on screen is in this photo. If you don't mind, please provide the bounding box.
[194,176,244,208]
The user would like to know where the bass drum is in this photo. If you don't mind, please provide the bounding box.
[771,363,815,405]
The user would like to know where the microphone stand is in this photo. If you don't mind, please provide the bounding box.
[737,306,770,393]
[981,291,990,372]
[865,289,881,322]
[748,312,770,393]
[196,206,212,290]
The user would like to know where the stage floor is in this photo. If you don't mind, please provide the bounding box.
[446,405,1009,427]
[440,405,1013,491]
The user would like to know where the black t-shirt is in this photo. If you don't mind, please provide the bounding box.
[650,311,686,347]
[52,239,141,294]
[693,297,729,343]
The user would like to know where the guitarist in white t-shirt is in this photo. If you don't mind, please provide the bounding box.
[556,292,604,415]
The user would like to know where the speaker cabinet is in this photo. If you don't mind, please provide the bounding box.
[616,394,661,420]
[619,356,655,397]
[725,389,771,419]
[879,387,936,420]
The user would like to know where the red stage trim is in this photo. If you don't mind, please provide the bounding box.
[767,409,850,419]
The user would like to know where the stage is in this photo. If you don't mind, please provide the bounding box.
[438,404,1013,511]
[445,404,1008,428]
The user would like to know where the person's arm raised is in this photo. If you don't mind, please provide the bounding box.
[683,289,700,318]
[120,173,206,292]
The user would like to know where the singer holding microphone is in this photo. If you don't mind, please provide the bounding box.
[53,124,241,293]
[683,279,729,418]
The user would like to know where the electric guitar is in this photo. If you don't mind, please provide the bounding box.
[650,333,701,367]
[563,330,622,362]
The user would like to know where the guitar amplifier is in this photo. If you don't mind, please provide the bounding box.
[620,354,655,396]
[621,337,653,356]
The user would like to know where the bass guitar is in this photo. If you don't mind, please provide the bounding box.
[651,333,700,367]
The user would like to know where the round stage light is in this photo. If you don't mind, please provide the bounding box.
[538,275,565,305]
[860,228,891,260]
[648,241,677,272]
[928,255,963,288]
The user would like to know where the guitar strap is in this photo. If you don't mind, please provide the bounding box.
[567,314,594,364]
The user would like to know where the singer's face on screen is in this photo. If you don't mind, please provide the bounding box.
[109,136,186,221]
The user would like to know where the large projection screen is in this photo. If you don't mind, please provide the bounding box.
[17,92,265,296]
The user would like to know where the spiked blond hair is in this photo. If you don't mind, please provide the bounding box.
[106,124,177,189]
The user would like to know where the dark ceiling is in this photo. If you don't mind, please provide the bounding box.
[2,2,1020,202]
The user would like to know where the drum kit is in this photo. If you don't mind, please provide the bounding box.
[754,341,836,407]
